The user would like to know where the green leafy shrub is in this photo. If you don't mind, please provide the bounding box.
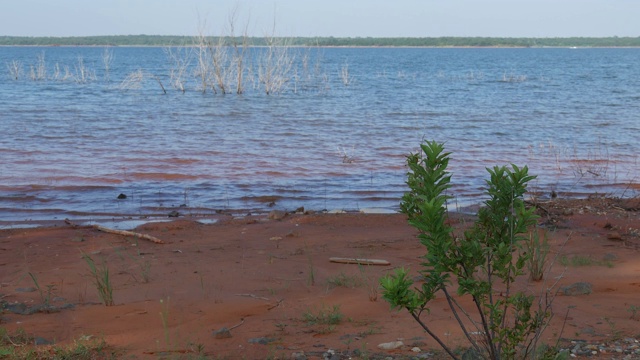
[381,140,556,360]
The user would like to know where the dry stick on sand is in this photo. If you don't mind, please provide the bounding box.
[64,219,164,244]
[235,293,283,310]
[235,293,270,301]
[93,225,164,244]
[329,257,390,266]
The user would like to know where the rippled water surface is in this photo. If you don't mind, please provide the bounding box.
[1,46,639,226]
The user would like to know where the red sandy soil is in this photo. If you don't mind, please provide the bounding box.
[1,197,640,359]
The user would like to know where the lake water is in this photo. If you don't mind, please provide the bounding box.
[1,46,639,227]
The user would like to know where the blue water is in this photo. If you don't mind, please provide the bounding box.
[1,46,639,226]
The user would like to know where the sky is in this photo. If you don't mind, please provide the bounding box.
[1,0,639,38]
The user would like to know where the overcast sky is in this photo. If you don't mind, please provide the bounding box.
[1,0,639,38]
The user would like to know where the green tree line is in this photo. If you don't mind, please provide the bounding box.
[1,35,639,47]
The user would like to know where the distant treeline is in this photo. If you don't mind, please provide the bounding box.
[1,35,640,47]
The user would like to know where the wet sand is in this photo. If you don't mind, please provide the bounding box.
[1,197,640,359]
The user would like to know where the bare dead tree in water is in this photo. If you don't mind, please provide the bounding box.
[193,8,251,95]
[29,51,47,81]
[226,5,250,94]
[209,35,230,94]
[165,46,192,93]
[102,48,114,82]
[258,16,295,95]
[74,56,96,83]
[193,17,216,94]
[119,69,145,90]
[6,60,23,80]
[340,61,352,86]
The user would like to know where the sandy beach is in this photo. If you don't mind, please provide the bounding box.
[1,197,640,359]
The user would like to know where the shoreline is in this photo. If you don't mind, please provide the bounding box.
[1,192,634,230]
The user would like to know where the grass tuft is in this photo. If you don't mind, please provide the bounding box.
[0,327,117,359]
[559,255,614,268]
[82,254,114,306]
[326,271,365,289]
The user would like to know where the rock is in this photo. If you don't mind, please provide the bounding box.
[295,206,305,213]
[34,337,52,345]
[58,303,75,310]
[248,337,276,345]
[291,351,307,360]
[561,282,592,296]
[377,341,404,350]
[117,193,127,199]
[4,302,30,315]
[580,327,597,336]
[412,346,422,352]
[15,287,37,293]
[618,198,640,211]
[602,253,618,261]
[607,232,623,240]
[268,210,287,220]
[322,349,339,360]
[212,327,232,339]
[462,348,482,360]
[168,210,180,218]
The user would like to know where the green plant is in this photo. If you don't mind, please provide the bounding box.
[160,297,171,346]
[357,343,371,360]
[139,260,152,283]
[559,255,613,268]
[527,230,550,281]
[306,244,315,286]
[199,273,207,299]
[28,272,56,311]
[303,304,343,325]
[0,327,116,359]
[380,140,555,360]
[82,254,114,306]
[326,271,364,289]
[628,305,640,320]
[357,263,380,302]
[302,304,343,334]
[274,322,288,332]
[604,317,623,340]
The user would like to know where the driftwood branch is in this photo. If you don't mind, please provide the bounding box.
[525,200,550,216]
[65,219,163,244]
[229,317,245,330]
[234,293,270,301]
[92,225,164,244]
[329,257,390,266]
[267,299,284,311]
